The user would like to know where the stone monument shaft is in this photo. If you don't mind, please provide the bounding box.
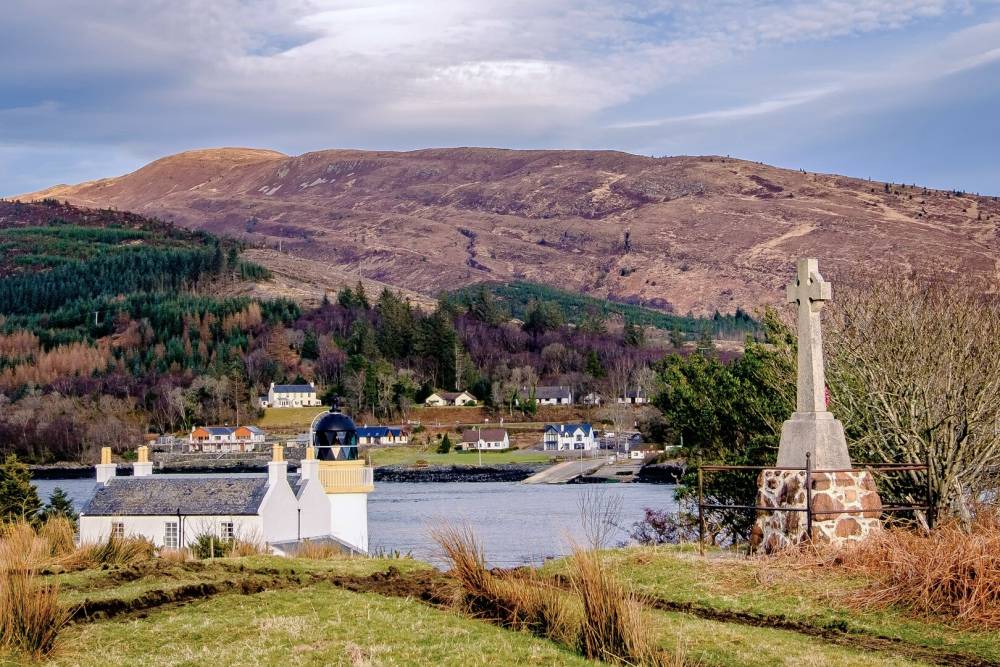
[786,258,832,413]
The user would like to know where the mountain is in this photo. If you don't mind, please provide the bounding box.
[22,147,1000,315]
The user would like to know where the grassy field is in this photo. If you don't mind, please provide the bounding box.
[8,544,995,667]
[257,407,328,429]
[367,446,554,467]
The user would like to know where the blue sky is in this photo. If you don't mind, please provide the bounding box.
[2,0,999,196]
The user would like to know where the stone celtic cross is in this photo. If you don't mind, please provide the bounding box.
[786,258,832,414]
[776,258,851,470]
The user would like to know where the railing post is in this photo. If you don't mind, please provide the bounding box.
[697,466,705,556]
[805,451,813,542]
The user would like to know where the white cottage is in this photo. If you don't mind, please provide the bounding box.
[424,391,477,406]
[459,428,509,451]
[543,423,597,451]
[79,430,373,554]
[260,382,322,408]
[517,385,573,406]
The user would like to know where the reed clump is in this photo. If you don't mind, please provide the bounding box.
[59,535,155,570]
[293,539,348,560]
[432,524,675,665]
[0,521,72,659]
[773,507,1000,628]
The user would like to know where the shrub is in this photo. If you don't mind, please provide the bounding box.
[190,533,234,559]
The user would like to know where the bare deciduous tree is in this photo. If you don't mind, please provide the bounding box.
[578,486,624,550]
[827,275,1000,528]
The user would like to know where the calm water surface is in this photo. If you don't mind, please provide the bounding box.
[34,478,677,566]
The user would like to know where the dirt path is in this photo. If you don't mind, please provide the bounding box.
[66,563,994,667]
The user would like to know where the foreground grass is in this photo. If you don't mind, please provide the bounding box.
[49,583,590,667]
[546,547,1000,664]
[367,446,553,467]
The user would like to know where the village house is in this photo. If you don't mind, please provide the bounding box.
[80,403,376,554]
[259,381,322,408]
[517,385,573,406]
[188,425,266,453]
[629,447,660,460]
[543,423,597,451]
[459,428,509,451]
[581,392,602,406]
[356,425,409,446]
[617,388,650,404]
[424,390,477,407]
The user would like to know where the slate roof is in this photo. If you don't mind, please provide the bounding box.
[272,384,315,393]
[461,428,507,442]
[545,423,593,436]
[520,386,572,400]
[82,477,270,516]
[357,426,404,438]
[431,391,475,401]
[199,426,234,436]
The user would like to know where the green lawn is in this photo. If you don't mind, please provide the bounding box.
[542,546,1000,665]
[366,446,554,467]
[257,407,328,429]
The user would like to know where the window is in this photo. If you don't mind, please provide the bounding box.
[164,522,179,548]
[111,522,124,539]
[220,522,234,540]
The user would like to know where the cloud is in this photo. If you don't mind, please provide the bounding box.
[0,0,998,194]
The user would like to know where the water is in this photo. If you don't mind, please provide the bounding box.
[33,478,677,566]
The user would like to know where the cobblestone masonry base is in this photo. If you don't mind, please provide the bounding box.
[750,469,882,554]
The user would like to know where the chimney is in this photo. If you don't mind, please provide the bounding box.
[96,447,116,485]
[268,443,287,486]
[300,445,319,481]
[133,445,153,477]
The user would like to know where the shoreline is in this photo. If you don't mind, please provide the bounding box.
[30,461,683,484]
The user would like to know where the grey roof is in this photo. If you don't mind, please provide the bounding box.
[201,426,233,436]
[461,428,507,442]
[521,386,572,400]
[273,384,315,393]
[82,477,270,516]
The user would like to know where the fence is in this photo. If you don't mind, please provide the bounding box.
[696,452,929,555]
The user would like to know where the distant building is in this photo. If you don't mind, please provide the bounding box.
[356,426,409,446]
[630,447,660,460]
[581,392,602,406]
[459,428,509,451]
[188,425,266,453]
[543,423,597,451]
[424,391,477,407]
[517,385,573,406]
[260,382,321,408]
[617,388,650,405]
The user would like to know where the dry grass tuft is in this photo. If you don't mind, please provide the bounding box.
[768,508,1000,628]
[230,539,269,557]
[37,517,76,557]
[158,547,191,564]
[432,524,677,665]
[293,539,348,560]
[0,521,72,659]
[569,546,667,665]
[432,524,580,646]
[58,535,156,570]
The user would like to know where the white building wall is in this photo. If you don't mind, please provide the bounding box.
[258,477,300,543]
[79,514,263,548]
[297,478,332,540]
[328,493,369,553]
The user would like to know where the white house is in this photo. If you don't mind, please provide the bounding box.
[581,392,602,406]
[617,388,650,404]
[424,391,477,407]
[188,425,266,453]
[260,382,322,408]
[543,423,597,451]
[79,439,372,554]
[356,426,409,446]
[630,447,660,460]
[459,428,509,451]
[517,385,573,406]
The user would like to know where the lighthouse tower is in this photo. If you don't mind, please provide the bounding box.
[310,400,374,552]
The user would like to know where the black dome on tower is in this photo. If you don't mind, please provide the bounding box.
[312,397,358,461]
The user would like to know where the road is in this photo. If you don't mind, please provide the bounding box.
[521,457,607,484]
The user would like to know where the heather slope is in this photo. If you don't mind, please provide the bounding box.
[22,147,1000,314]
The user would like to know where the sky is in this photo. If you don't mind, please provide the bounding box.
[2,0,999,196]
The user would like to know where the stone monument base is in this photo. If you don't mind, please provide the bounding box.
[750,469,882,554]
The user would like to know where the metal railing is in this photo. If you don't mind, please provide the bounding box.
[317,464,374,493]
[697,452,930,555]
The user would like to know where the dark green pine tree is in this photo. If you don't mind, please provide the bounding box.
[623,320,645,347]
[41,487,79,528]
[437,433,452,454]
[0,454,42,524]
[584,349,605,378]
[300,330,320,360]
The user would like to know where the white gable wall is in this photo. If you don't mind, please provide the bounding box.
[258,475,300,543]
[297,477,332,540]
[329,493,369,553]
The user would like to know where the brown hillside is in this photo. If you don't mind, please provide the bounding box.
[21,147,1000,314]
